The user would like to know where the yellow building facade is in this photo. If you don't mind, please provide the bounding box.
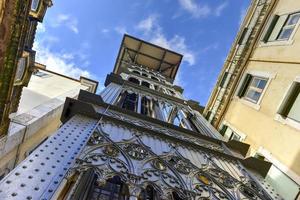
[204,0,300,199]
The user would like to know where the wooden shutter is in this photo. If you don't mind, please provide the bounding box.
[268,14,289,41]
[238,28,248,45]
[262,15,279,42]
[220,72,229,88]
[237,74,252,98]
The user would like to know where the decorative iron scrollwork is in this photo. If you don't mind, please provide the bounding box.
[152,159,167,171]
[239,185,261,199]
[208,168,236,189]
[88,131,103,145]
[168,156,193,175]
[103,145,119,157]
[124,143,149,160]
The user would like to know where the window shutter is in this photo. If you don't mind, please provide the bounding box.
[220,72,229,88]
[238,28,248,45]
[237,74,252,98]
[268,14,289,41]
[262,15,279,42]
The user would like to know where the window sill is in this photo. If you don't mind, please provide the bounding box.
[236,97,261,111]
[274,114,300,131]
[259,39,294,47]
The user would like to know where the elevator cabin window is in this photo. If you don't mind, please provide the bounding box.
[132,70,140,75]
[151,76,159,81]
[141,81,150,88]
[128,77,139,85]
[141,97,153,117]
[121,92,138,112]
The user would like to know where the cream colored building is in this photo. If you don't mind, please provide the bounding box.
[204,0,300,199]
[0,63,98,179]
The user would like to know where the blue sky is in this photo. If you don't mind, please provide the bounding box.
[34,0,250,105]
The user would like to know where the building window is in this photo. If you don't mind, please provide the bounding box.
[141,73,148,77]
[141,81,150,89]
[128,77,139,85]
[162,103,173,122]
[151,76,159,81]
[278,13,300,40]
[139,185,160,200]
[31,0,40,11]
[132,70,140,75]
[120,92,138,112]
[141,96,153,117]
[220,124,245,142]
[173,112,188,129]
[278,82,300,123]
[238,74,268,104]
[263,13,300,42]
[89,176,129,199]
[15,57,26,82]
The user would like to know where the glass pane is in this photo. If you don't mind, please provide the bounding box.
[257,79,267,89]
[15,57,26,81]
[246,89,261,103]
[287,14,300,25]
[278,28,294,40]
[251,78,260,87]
[31,0,39,11]
[173,116,181,126]
[231,133,241,141]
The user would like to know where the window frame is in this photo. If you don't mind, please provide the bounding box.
[277,12,300,41]
[243,76,268,104]
[236,70,275,110]
[275,77,300,130]
[261,11,300,46]
[31,0,40,12]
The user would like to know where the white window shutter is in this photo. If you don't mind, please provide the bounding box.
[269,14,289,41]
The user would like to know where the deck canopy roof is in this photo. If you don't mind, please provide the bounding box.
[113,34,183,82]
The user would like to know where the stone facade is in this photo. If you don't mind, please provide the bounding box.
[0,0,52,136]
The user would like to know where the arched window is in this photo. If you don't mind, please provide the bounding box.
[141,73,148,77]
[141,81,150,88]
[132,70,140,75]
[128,77,140,85]
[89,175,130,200]
[151,76,159,81]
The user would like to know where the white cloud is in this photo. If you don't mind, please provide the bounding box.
[151,34,195,65]
[33,31,91,79]
[50,14,79,34]
[114,26,127,35]
[36,23,46,33]
[178,0,228,18]
[136,14,158,33]
[178,0,211,18]
[101,28,110,34]
[200,42,219,53]
[137,15,196,65]
[215,2,228,17]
